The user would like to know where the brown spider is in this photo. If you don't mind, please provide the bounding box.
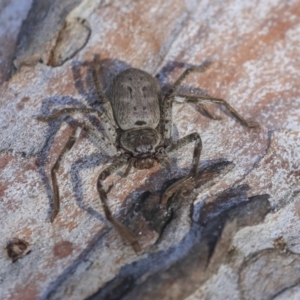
[37,59,258,252]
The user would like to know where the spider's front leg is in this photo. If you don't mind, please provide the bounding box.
[50,127,78,221]
[97,156,141,253]
[36,107,102,122]
[37,107,117,142]
[176,94,259,128]
[37,113,118,221]
[160,132,202,208]
[169,61,259,128]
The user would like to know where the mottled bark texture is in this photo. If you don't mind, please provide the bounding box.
[0,0,300,299]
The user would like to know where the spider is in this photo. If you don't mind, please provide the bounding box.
[37,59,258,252]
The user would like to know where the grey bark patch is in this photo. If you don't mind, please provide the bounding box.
[40,160,234,299]
[13,0,83,71]
[273,285,300,300]
[44,159,270,300]
[122,160,235,246]
[240,250,300,300]
[88,193,271,300]
[48,18,91,67]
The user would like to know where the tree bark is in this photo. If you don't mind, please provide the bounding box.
[1,0,300,299]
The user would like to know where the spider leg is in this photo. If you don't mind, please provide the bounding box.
[166,132,202,177]
[91,57,116,128]
[175,96,222,120]
[78,120,118,155]
[195,103,222,120]
[50,127,78,222]
[160,177,193,208]
[163,61,212,98]
[176,94,259,128]
[156,149,171,170]
[171,61,212,94]
[159,61,258,207]
[160,132,202,207]
[36,107,103,121]
[122,157,135,177]
[42,117,118,222]
[160,93,173,142]
[97,155,141,253]
[37,106,117,144]
[160,62,212,141]
[92,60,109,104]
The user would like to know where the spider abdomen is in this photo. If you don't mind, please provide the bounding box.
[108,68,161,131]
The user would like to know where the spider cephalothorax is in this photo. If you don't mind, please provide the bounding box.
[119,128,161,155]
[37,60,258,252]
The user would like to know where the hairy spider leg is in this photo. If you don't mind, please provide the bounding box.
[161,61,213,141]
[37,107,117,145]
[97,155,141,253]
[37,107,102,121]
[195,102,222,120]
[160,132,202,207]
[159,62,258,207]
[176,94,259,128]
[50,128,77,222]
[92,62,109,104]
[38,115,118,221]
[171,61,212,93]
[91,59,116,128]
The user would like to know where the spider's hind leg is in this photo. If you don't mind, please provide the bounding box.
[36,107,103,122]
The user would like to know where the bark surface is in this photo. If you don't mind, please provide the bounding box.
[0,1,300,299]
